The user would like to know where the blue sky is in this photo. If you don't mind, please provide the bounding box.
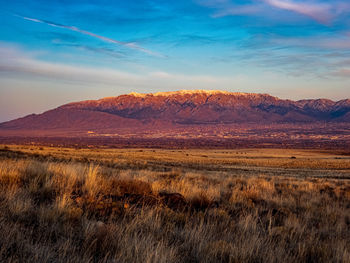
[1,0,350,122]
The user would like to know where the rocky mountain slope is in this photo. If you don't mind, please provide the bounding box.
[1,90,350,132]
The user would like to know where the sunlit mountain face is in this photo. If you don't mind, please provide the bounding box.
[1,0,350,123]
[1,90,350,150]
[59,90,350,124]
[1,90,350,128]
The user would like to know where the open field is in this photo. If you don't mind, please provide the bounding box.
[0,145,349,262]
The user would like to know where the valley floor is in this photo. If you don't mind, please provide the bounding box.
[0,145,349,262]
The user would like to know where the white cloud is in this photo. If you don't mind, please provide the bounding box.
[13,14,163,57]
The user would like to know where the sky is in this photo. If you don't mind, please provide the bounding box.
[1,0,350,122]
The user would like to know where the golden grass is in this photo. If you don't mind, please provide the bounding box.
[3,144,350,170]
[0,145,349,262]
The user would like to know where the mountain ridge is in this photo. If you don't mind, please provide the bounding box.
[59,90,350,123]
[1,90,350,134]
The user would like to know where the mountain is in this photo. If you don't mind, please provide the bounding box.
[1,90,350,136]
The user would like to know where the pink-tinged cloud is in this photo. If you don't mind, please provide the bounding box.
[198,0,350,23]
[14,14,163,57]
[264,0,332,24]
[334,68,350,78]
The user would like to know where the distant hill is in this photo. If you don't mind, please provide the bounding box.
[1,90,350,136]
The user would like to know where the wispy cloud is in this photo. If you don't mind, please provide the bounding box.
[13,14,163,57]
[197,0,265,17]
[209,31,350,79]
[333,68,350,78]
[52,40,127,59]
[0,44,233,90]
[270,34,350,50]
[198,0,350,24]
[264,0,333,24]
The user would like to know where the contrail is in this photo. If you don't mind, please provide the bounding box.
[14,14,163,57]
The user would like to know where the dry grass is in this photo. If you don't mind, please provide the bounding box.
[0,145,349,262]
[3,145,350,171]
